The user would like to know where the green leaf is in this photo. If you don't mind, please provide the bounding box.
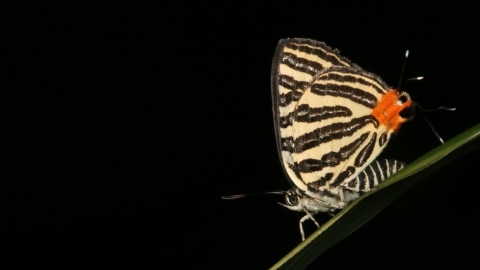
[271,123,480,270]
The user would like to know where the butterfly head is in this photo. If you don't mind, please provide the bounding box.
[278,189,343,214]
[371,89,415,132]
[278,189,304,212]
[399,93,417,121]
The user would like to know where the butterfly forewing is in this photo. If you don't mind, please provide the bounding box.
[272,38,405,197]
[272,39,355,191]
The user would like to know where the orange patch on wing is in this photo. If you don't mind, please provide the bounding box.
[371,89,412,131]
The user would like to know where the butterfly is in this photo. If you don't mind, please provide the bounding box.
[271,38,411,240]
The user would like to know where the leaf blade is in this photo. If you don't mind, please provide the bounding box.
[271,123,480,270]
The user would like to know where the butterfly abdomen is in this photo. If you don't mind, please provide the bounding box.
[343,159,406,193]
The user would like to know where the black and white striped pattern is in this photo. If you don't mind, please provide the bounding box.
[271,39,410,222]
[344,159,406,193]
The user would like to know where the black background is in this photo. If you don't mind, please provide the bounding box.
[4,2,480,268]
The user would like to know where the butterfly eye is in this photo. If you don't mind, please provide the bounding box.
[286,193,299,206]
[397,92,410,105]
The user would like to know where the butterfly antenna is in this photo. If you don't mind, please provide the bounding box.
[422,116,445,144]
[421,106,456,113]
[396,49,454,144]
[398,50,424,87]
[397,50,409,91]
[221,190,286,200]
[416,104,456,144]
[406,76,424,81]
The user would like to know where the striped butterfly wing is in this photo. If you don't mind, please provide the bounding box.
[272,38,412,201]
[272,39,355,191]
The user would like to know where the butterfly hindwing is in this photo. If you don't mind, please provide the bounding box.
[294,66,393,192]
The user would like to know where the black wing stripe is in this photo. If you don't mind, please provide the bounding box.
[280,52,322,76]
[279,105,353,128]
[295,104,352,123]
[297,132,369,173]
[287,162,303,182]
[379,132,388,147]
[331,166,356,186]
[307,173,334,191]
[278,74,310,92]
[311,82,377,109]
[285,41,347,67]
[354,132,377,167]
[320,73,387,94]
[285,115,378,153]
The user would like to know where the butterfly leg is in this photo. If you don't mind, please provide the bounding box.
[299,210,320,241]
[299,215,309,241]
